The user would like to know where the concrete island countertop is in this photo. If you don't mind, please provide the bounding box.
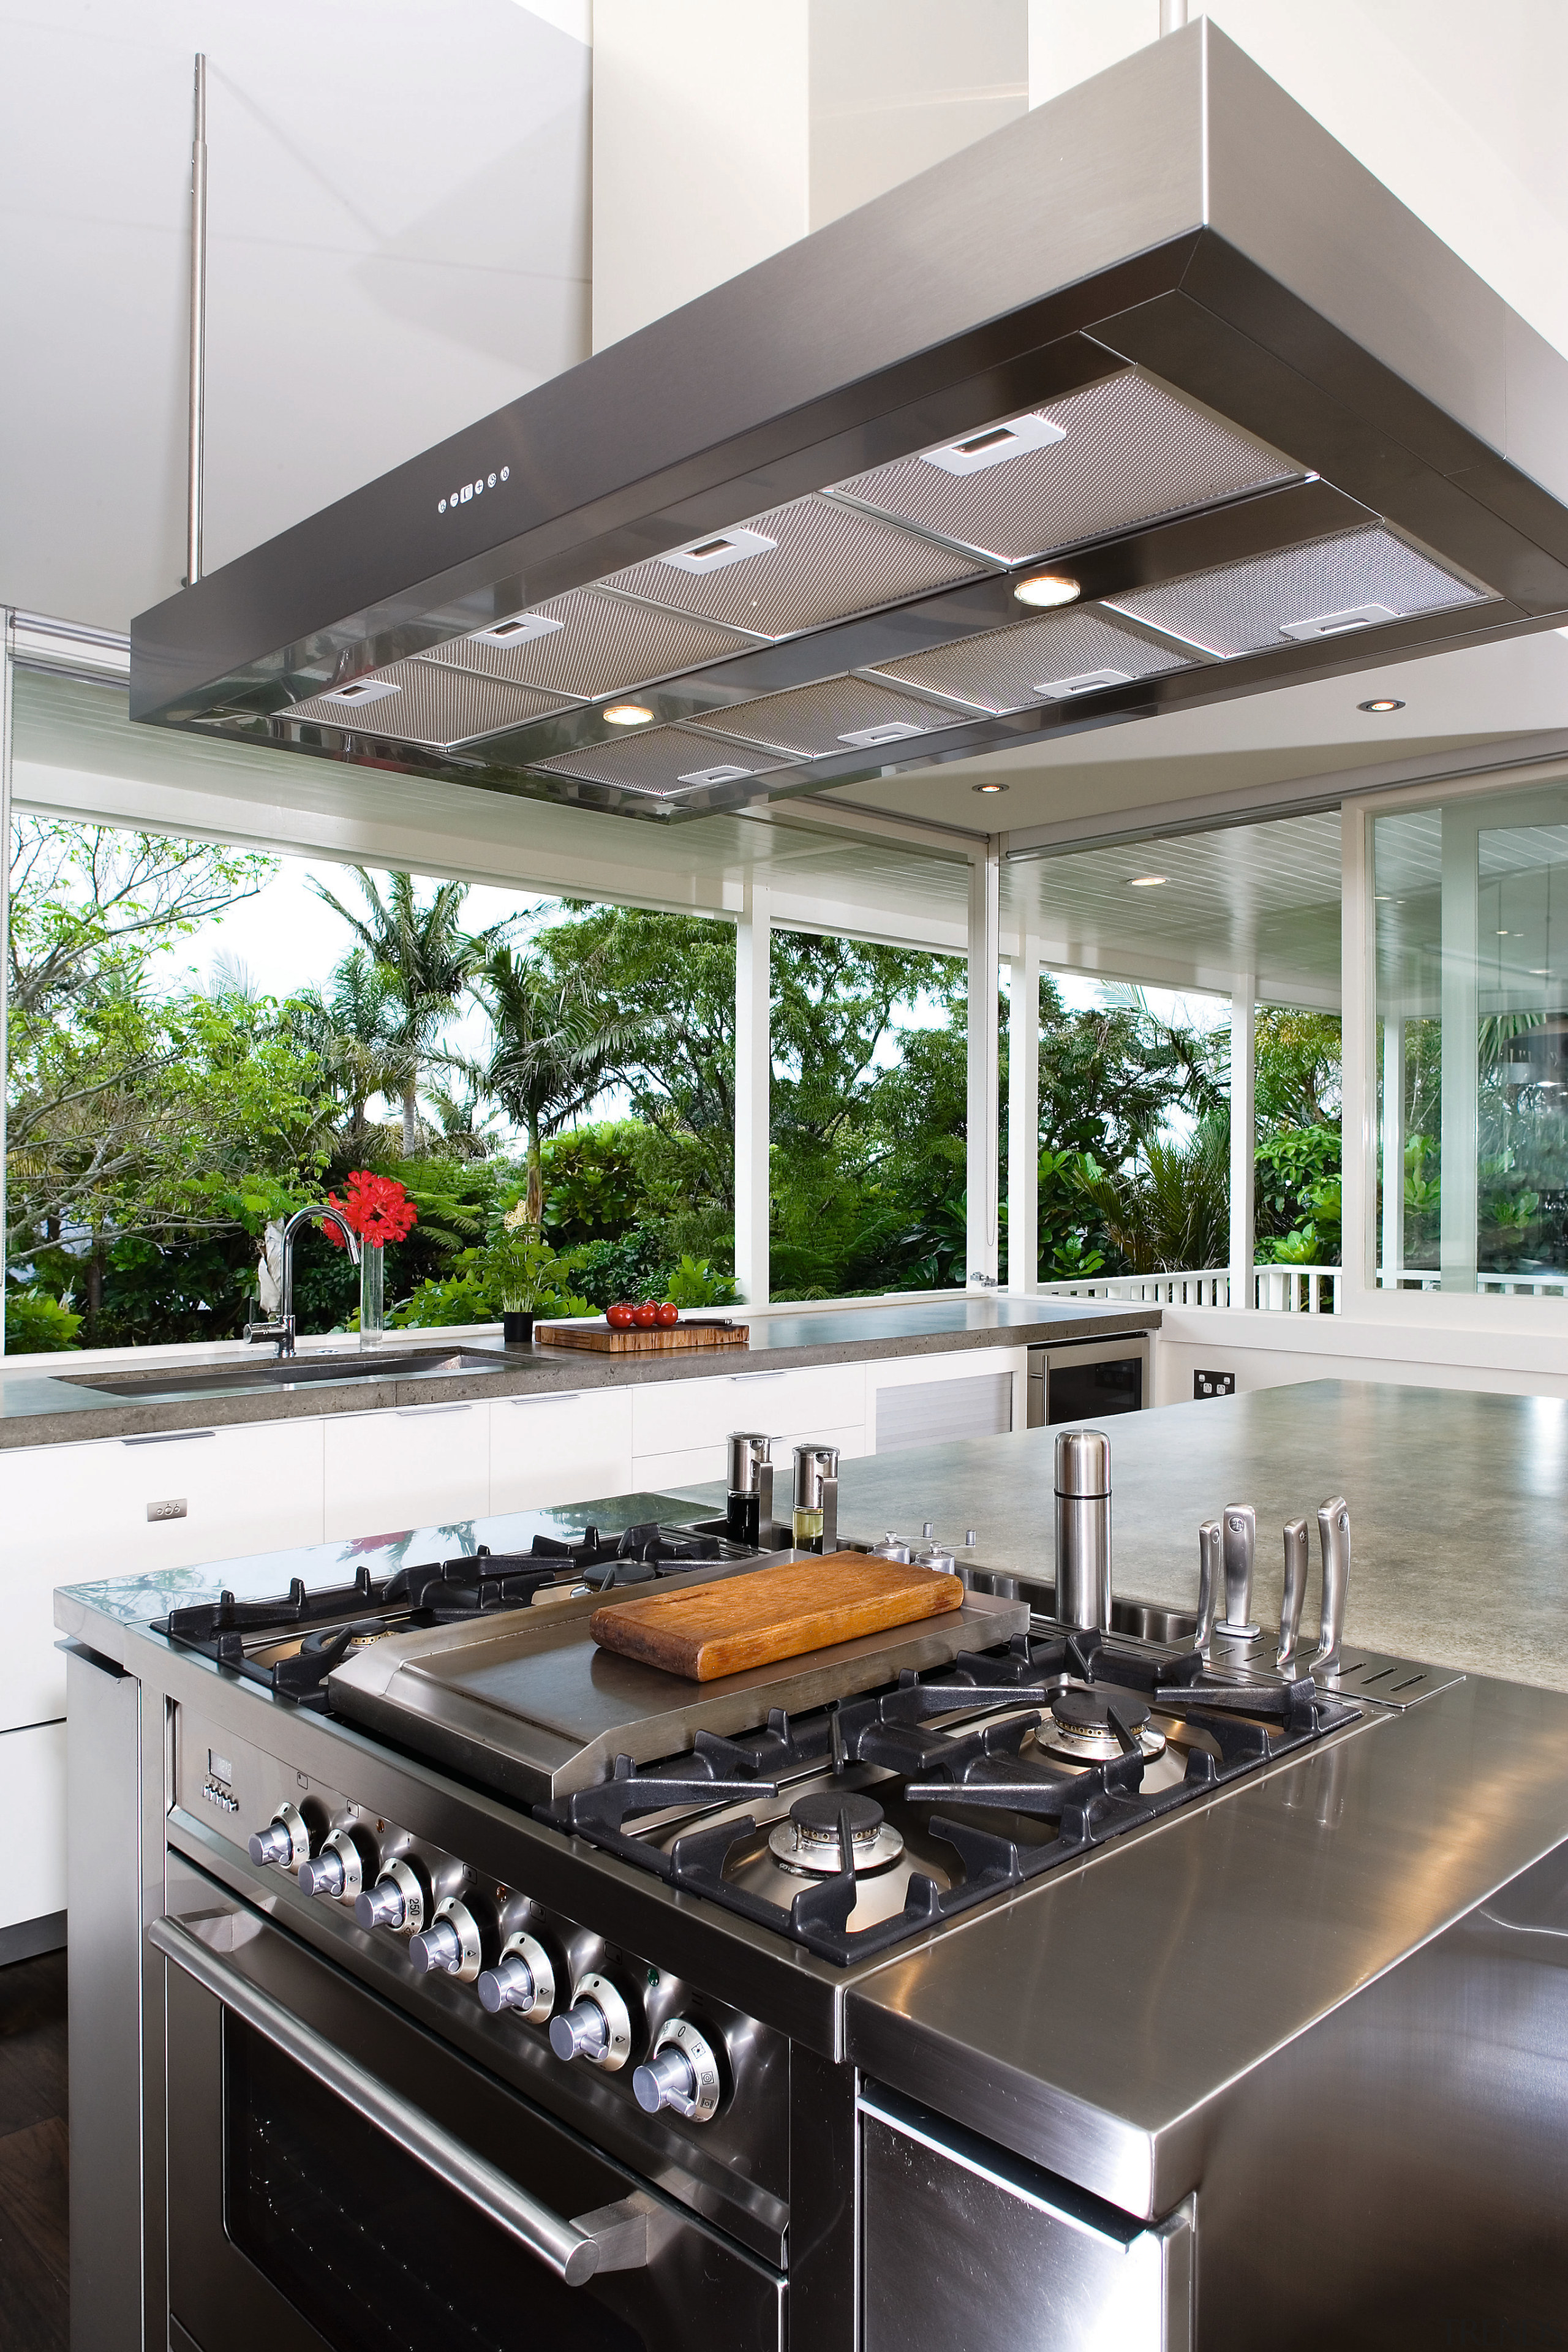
[671,1379,1568,1694]
[0,1294,1156,1448]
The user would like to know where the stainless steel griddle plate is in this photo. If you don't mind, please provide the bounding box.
[328,1573,1028,1806]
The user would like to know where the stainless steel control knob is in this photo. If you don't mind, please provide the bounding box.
[248,1822,293,1868]
[409,1918,463,1974]
[546,1973,631,2071]
[356,1879,405,1931]
[298,1847,347,1899]
[632,2046,696,2115]
[476,1933,555,2022]
[407,1896,482,1983]
[631,2019,722,2122]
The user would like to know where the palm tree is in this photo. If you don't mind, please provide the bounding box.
[311,870,511,1153]
[287,949,408,1152]
[470,944,639,1225]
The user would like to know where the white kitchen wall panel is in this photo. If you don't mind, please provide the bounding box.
[630,1364,867,1459]
[0,1722,67,1932]
[632,1420,867,1498]
[488,1390,634,1515]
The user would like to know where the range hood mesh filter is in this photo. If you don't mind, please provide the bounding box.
[282,660,569,750]
[602,495,986,638]
[872,605,1191,713]
[1106,526,1488,657]
[832,373,1300,564]
[533,725,798,798]
[423,590,761,700]
[698,673,974,757]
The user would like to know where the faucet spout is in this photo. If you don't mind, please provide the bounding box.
[247,1203,360,1359]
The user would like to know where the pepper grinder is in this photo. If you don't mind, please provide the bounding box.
[725,1431,773,1547]
[792,1444,840,1554]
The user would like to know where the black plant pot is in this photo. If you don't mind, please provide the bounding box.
[501,1311,535,1347]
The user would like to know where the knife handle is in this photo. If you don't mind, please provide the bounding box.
[1314,1497,1350,1668]
[1195,1520,1222,1652]
[1216,1503,1259,1639]
[1276,1518,1310,1668]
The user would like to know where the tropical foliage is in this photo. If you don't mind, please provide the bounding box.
[4,821,1346,1348]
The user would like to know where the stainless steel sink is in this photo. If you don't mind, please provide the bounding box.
[59,1347,514,1403]
[962,1567,1198,1646]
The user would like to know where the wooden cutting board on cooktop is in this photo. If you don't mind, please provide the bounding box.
[590,1553,964,1683]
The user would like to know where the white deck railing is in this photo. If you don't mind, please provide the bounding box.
[1031,1266,1344,1313]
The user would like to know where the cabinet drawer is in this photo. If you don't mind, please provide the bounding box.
[633,1419,867,1498]
[489,1390,633,1513]
[630,1362,865,1457]
[0,1720,66,1931]
[323,1403,489,1542]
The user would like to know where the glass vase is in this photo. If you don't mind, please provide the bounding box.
[358,1242,385,1349]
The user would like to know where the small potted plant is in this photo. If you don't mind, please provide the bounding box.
[486,1204,572,1346]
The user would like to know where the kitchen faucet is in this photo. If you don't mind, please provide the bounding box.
[244,1203,360,1360]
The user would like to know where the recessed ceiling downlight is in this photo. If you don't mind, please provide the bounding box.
[1012,573,1080,610]
[1359,697,1406,712]
[604,703,654,726]
[973,781,1009,794]
[1128,873,1167,887]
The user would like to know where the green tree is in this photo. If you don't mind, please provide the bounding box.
[469,943,637,1226]
[310,869,511,1153]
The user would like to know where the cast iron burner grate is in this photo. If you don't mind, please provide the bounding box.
[542,1629,1358,1965]
[524,1521,726,1585]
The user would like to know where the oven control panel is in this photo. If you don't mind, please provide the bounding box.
[172,1707,788,2223]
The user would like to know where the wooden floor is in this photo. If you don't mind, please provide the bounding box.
[0,1951,68,2351]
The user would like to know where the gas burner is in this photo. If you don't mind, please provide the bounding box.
[1039,1683,1167,1763]
[300,1620,393,1656]
[769,1791,907,1879]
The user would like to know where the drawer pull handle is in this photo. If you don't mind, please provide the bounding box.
[728,1371,785,1382]
[122,1429,216,1447]
[394,1403,474,1419]
[505,1392,583,1406]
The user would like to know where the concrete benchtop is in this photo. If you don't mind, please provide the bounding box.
[0,1295,1156,1448]
[672,1378,1568,1694]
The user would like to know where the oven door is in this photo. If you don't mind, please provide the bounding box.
[154,1862,783,2352]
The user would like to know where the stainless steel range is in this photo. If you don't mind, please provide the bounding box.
[59,1477,1568,2352]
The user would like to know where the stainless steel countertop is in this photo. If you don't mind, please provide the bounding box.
[674,1378,1568,1694]
[1,1295,1154,1448]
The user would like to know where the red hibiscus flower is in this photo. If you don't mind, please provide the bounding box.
[322,1170,418,1248]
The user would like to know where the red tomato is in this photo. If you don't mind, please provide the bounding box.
[632,1299,659,1327]
[605,1302,635,1330]
[655,1301,680,1327]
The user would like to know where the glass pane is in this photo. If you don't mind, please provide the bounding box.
[225,2018,645,2352]
[1374,786,1568,1298]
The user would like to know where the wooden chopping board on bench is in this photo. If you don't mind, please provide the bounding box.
[590,1553,963,1683]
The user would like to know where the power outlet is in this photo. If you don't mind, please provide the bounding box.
[1194,1370,1236,1400]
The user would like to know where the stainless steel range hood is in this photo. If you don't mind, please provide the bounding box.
[130,22,1568,825]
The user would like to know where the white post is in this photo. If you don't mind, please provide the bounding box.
[1380,1018,1404,1288]
[967,845,1001,1287]
[1439,805,1479,1293]
[1006,915,1041,1294]
[734,883,771,1306]
[1339,799,1376,1310]
[1229,972,1256,1310]
[0,608,11,1354]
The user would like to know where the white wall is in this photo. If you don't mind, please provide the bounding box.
[1155,1305,1568,1408]
[1028,0,1568,364]
[591,0,1028,350]
[0,0,590,630]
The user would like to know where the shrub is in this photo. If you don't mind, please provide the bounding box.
[5,1287,84,1352]
[568,1228,671,1309]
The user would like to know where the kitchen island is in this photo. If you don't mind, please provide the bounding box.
[54,1376,1568,2352]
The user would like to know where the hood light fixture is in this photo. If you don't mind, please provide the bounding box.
[1012,573,1081,610]
[923,413,1066,477]
[603,703,654,726]
[1359,696,1405,712]
[973,780,1009,794]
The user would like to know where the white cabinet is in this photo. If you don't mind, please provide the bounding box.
[489,1389,633,1515]
[0,1419,325,1732]
[322,1401,490,1541]
[0,1722,66,1931]
[869,1346,1027,1452]
[630,1362,869,1490]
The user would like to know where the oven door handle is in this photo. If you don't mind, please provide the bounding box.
[149,1915,639,2286]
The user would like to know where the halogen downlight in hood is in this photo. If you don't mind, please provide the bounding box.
[130,22,1568,824]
